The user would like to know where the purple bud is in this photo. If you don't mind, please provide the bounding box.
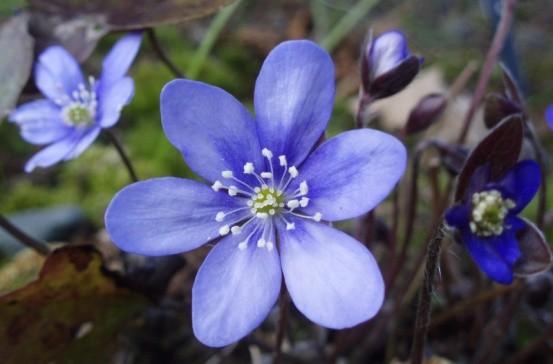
[404,93,447,135]
[361,30,423,100]
[483,93,522,129]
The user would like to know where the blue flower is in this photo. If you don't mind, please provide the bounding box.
[9,32,142,172]
[105,40,406,347]
[445,160,541,284]
[546,104,553,130]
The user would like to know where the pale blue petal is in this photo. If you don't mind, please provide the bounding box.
[161,79,263,183]
[105,178,245,256]
[35,46,84,101]
[98,77,134,128]
[254,40,335,166]
[192,224,281,347]
[279,218,384,329]
[289,129,406,221]
[370,30,409,78]
[64,127,100,160]
[100,32,142,88]
[24,132,81,172]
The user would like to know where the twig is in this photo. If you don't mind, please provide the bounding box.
[410,221,446,364]
[456,0,518,144]
[146,29,184,78]
[0,214,51,256]
[104,129,139,183]
[274,286,290,364]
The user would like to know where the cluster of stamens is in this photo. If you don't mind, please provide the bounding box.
[57,76,98,127]
[211,148,322,251]
[469,189,515,237]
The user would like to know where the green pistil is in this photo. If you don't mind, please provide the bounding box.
[252,186,284,215]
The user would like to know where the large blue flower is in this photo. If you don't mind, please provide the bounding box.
[105,40,406,347]
[445,160,541,284]
[9,32,142,172]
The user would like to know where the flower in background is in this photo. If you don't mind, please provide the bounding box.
[445,160,541,284]
[9,32,142,172]
[361,30,423,100]
[546,104,553,130]
[106,40,406,346]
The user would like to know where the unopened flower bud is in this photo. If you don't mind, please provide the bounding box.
[404,93,447,135]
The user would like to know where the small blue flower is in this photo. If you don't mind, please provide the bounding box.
[9,32,143,172]
[545,104,553,130]
[445,160,541,284]
[105,40,406,347]
[369,30,411,79]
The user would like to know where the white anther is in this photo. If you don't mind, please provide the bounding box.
[243,162,255,174]
[215,212,225,222]
[247,200,254,207]
[256,212,269,219]
[279,155,287,166]
[228,186,238,196]
[287,200,300,209]
[254,187,261,193]
[219,225,230,236]
[300,197,310,207]
[257,238,266,248]
[260,172,273,179]
[261,148,273,158]
[212,180,224,191]
[222,170,233,178]
[288,166,299,178]
[238,241,248,250]
[286,222,295,230]
[269,209,276,215]
[231,226,242,235]
[313,212,322,222]
[266,242,274,251]
[299,181,309,195]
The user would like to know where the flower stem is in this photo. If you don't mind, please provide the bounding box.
[147,29,184,78]
[274,285,289,364]
[105,129,139,183]
[0,213,51,256]
[320,0,379,52]
[456,0,518,144]
[409,221,445,364]
[186,1,242,80]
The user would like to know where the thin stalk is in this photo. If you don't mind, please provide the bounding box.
[105,130,139,183]
[456,0,518,144]
[410,221,446,364]
[320,0,379,52]
[274,286,290,364]
[0,214,51,256]
[526,123,547,228]
[147,29,184,78]
[186,1,241,80]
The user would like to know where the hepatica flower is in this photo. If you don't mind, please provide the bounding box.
[445,160,541,284]
[362,30,423,100]
[9,32,142,172]
[105,40,406,346]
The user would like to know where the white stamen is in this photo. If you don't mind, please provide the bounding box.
[219,225,230,236]
[261,148,273,158]
[243,162,255,174]
[287,200,300,209]
[286,222,295,230]
[257,238,266,248]
[238,241,248,250]
[212,180,224,191]
[231,226,242,235]
[222,170,233,178]
[215,212,225,222]
[313,212,322,222]
[228,186,238,196]
[299,181,309,195]
[279,155,287,166]
[300,197,309,207]
[256,212,269,219]
[288,166,299,178]
[266,242,274,251]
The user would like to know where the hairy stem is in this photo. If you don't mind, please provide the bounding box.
[410,221,445,364]
[105,130,139,183]
[0,214,51,256]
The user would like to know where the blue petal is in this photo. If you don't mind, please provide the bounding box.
[489,230,521,266]
[105,178,245,256]
[466,164,491,199]
[370,30,409,78]
[254,40,335,167]
[288,129,406,221]
[445,204,470,229]
[24,131,82,172]
[63,127,100,160]
[35,46,84,101]
[98,77,134,128]
[161,79,263,183]
[192,224,281,347]
[462,230,514,284]
[545,104,553,130]
[498,160,540,213]
[279,218,384,329]
[100,32,142,88]
[9,99,71,145]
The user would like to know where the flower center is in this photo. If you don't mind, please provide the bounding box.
[469,189,515,237]
[210,148,322,251]
[58,76,98,127]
